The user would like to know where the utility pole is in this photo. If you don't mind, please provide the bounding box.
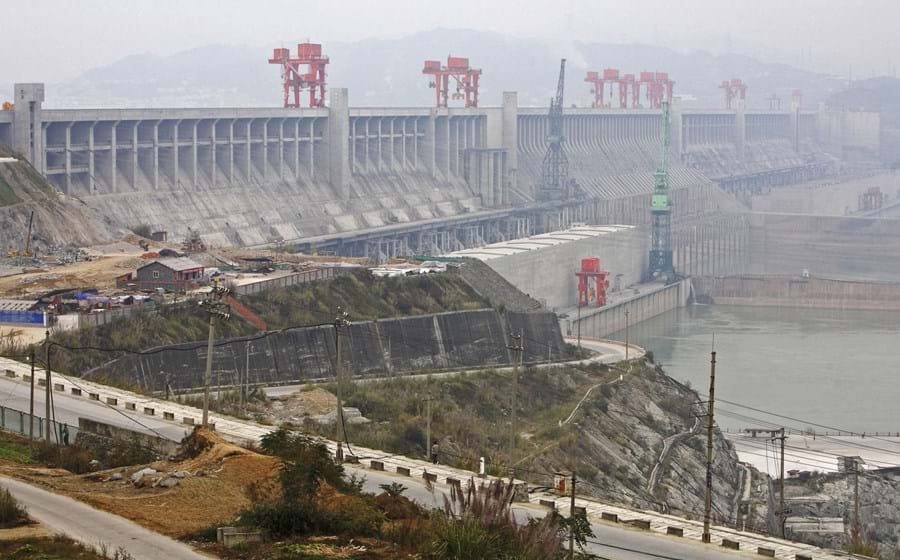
[44,331,52,443]
[240,339,250,412]
[28,348,35,448]
[853,459,860,541]
[334,308,350,462]
[576,301,582,350]
[202,308,216,427]
[625,309,630,360]
[702,349,717,543]
[507,330,523,464]
[201,282,231,428]
[569,471,577,559]
[424,387,432,461]
[775,427,787,538]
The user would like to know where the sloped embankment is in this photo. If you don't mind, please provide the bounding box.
[530,363,744,521]
[0,148,118,250]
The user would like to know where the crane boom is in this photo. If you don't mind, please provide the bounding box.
[538,59,569,201]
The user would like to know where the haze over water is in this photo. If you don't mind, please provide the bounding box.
[611,304,900,433]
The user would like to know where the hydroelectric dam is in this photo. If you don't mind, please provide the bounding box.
[1,79,895,337]
[1,82,880,257]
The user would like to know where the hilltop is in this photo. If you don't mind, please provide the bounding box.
[0,148,118,254]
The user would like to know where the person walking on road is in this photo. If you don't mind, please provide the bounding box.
[431,440,440,464]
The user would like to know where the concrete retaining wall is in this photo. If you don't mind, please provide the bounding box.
[566,279,691,339]
[87,308,564,392]
[77,417,178,456]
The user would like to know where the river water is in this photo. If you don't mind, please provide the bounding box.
[608,304,900,433]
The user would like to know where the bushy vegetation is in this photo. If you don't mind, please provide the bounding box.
[243,269,488,329]
[300,363,615,470]
[235,426,586,559]
[48,302,254,376]
[0,432,146,478]
[130,224,152,238]
[0,488,27,527]
[0,432,33,464]
[241,428,384,539]
[44,269,487,377]
[422,480,576,560]
[0,535,133,560]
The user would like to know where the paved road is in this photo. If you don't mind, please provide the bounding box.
[0,476,210,560]
[0,370,188,441]
[351,466,751,560]
[0,356,846,560]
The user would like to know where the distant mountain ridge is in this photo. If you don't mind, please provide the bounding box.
[44,28,844,110]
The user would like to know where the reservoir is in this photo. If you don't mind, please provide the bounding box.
[610,304,900,433]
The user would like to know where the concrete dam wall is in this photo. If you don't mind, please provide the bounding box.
[86,308,565,393]
[693,274,900,310]
[2,83,865,254]
[747,212,900,282]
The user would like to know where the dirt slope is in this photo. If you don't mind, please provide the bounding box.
[0,148,118,252]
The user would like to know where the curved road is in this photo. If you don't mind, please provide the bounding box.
[0,476,210,560]
[352,466,758,560]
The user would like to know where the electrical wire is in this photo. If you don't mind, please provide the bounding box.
[703,395,900,459]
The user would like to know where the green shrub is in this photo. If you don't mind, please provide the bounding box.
[33,442,94,474]
[130,224,152,238]
[379,482,408,498]
[241,501,321,538]
[0,488,27,527]
[260,427,347,498]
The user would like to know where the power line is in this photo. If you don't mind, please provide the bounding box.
[703,395,900,459]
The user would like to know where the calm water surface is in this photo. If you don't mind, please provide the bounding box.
[608,304,900,433]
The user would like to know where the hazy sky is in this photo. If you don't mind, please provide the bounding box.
[3,0,898,82]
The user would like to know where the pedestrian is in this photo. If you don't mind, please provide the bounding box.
[60,424,70,446]
[431,440,439,464]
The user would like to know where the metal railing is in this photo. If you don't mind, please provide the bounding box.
[0,404,78,445]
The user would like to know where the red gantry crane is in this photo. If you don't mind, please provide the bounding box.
[720,78,747,110]
[576,258,610,307]
[637,71,674,109]
[422,56,482,108]
[585,68,632,108]
[268,42,330,108]
[587,69,673,109]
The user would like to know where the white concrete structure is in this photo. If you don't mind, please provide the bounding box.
[448,224,647,310]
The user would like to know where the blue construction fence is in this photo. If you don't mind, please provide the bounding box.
[0,310,46,326]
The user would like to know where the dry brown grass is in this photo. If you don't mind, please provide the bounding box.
[8,429,281,538]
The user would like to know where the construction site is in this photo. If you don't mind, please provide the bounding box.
[1,20,900,560]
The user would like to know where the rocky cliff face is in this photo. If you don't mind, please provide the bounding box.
[0,149,117,251]
[787,470,900,557]
[530,362,746,523]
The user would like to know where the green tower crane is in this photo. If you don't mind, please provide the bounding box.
[648,101,675,282]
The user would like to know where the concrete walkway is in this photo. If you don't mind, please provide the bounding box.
[0,475,211,560]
